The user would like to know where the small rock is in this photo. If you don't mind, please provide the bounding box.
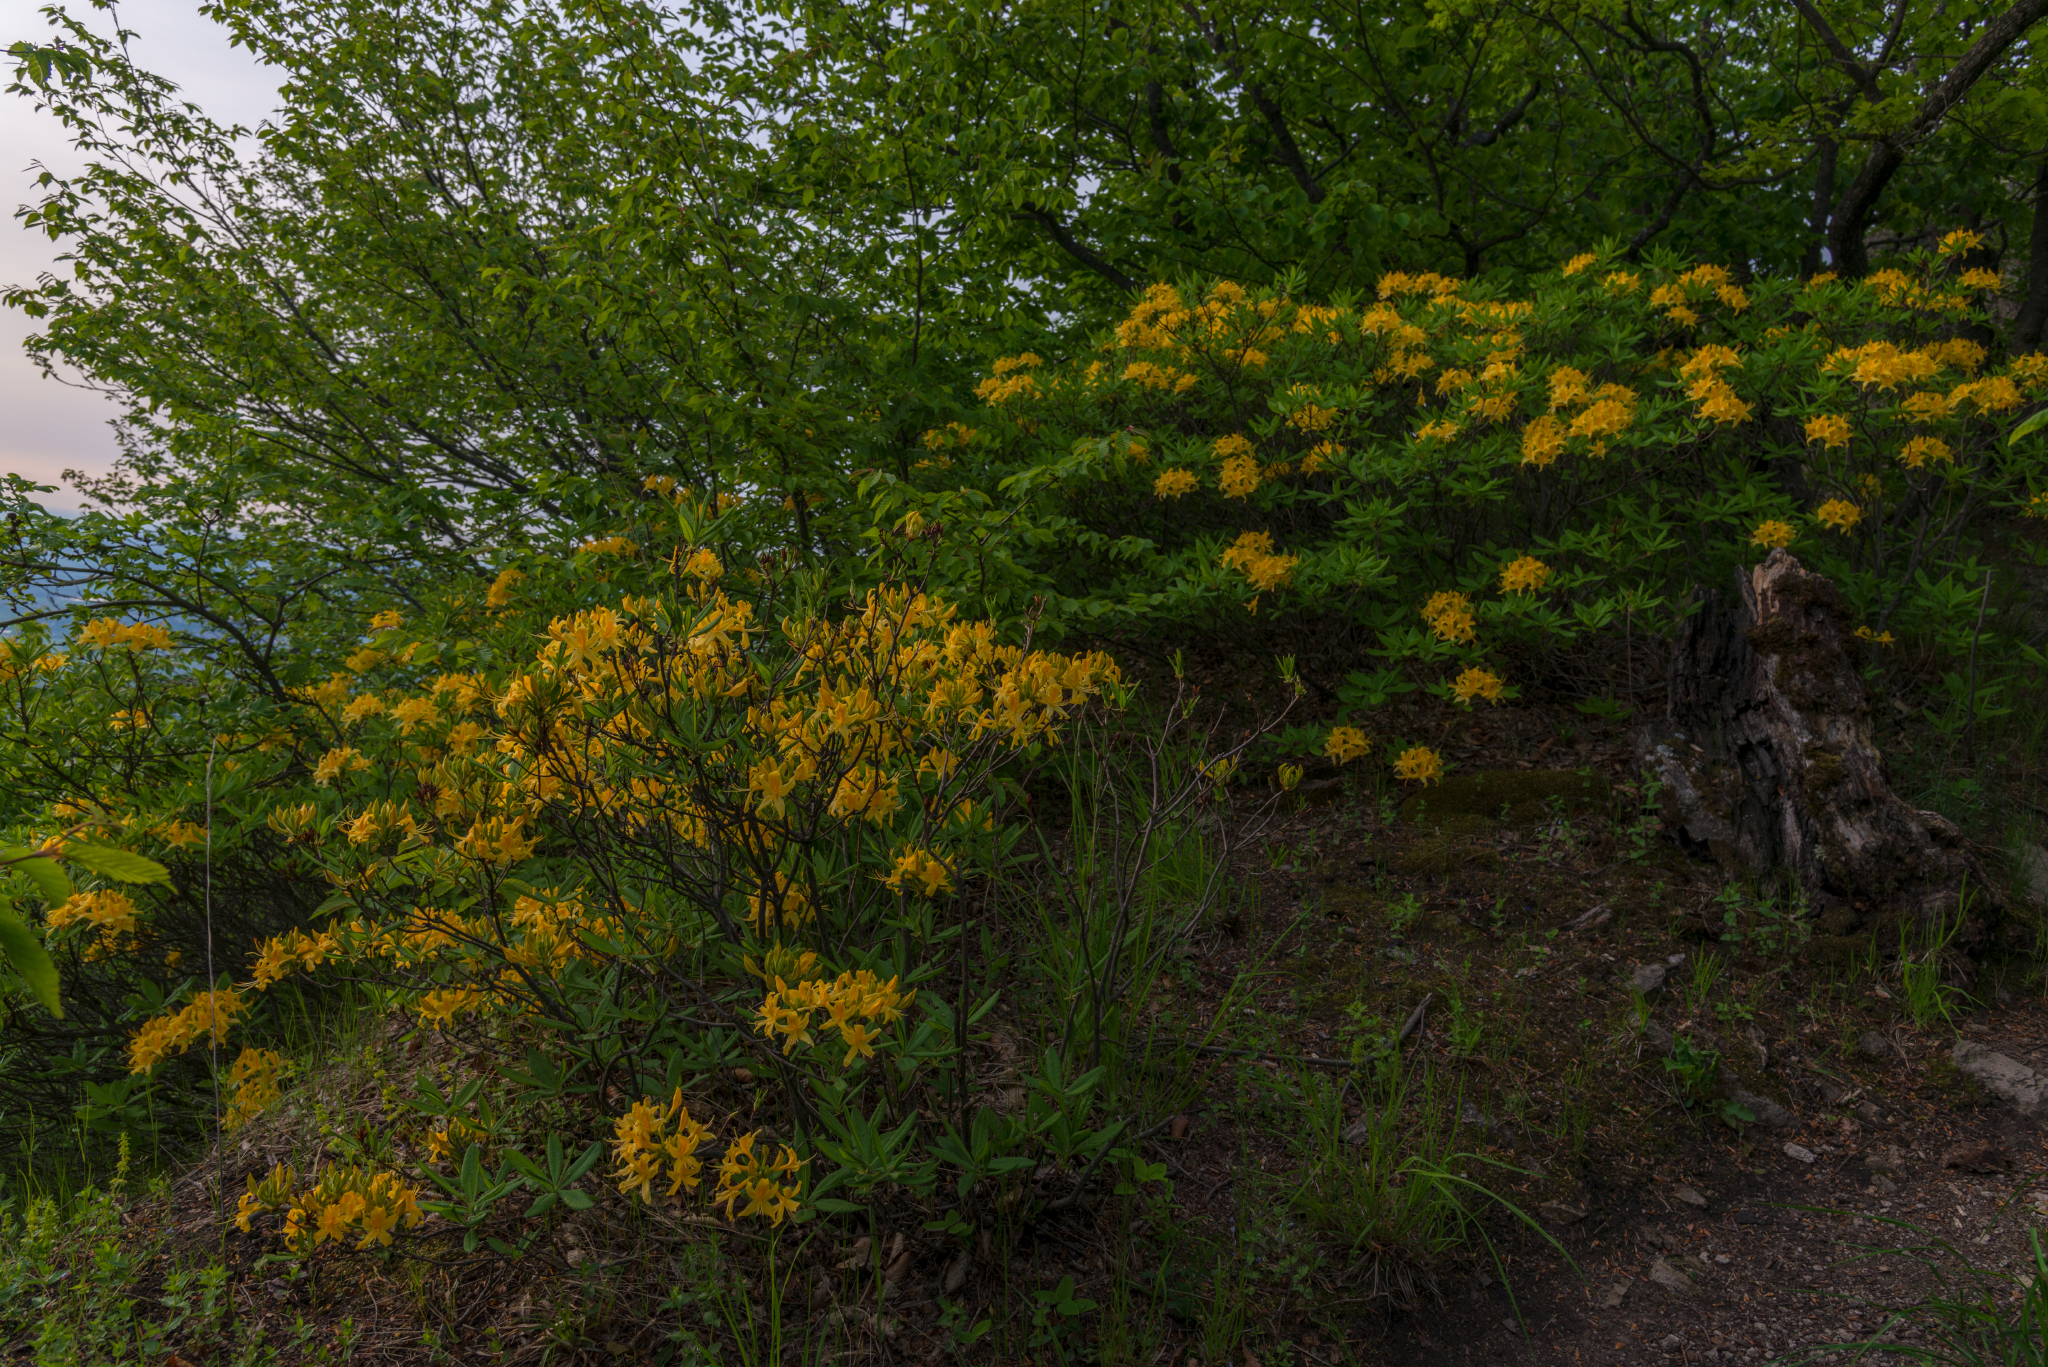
[1639,1225,1668,1248]
[1633,962,1671,994]
[1818,1080,1848,1105]
[2019,843,2048,908]
[1870,1174,1898,1195]
[1952,1041,2048,1118]
[943,1248,971,1295]
[1997,985,2016,1009]
[1940,1139,2006,1173]
[1539,1201,1587,1225]
[1599,1281,1629,1309]
[1648,1258,1695,1294]
[1668,953,1686,967]
[1783,1143,1817,1164]
[1342,1117,1373,1145]
[1565,905,1613,932]
[1855,1101,1886,1126]
[1722,1073,1798,1128]
[1659,1331,1686,1350]
[1857,1031,1892,1061]
[1673,1186,1708,1208]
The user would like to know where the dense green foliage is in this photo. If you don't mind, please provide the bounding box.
[3,3,2048,1345]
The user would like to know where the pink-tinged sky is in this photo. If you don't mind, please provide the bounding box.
[4,1,277,507]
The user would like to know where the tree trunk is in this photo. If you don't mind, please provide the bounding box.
[1634,551,1991,939]
[2014,155,2048,353]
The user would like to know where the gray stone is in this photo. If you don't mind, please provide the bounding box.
[1952,1040,2048,1118]
[1539,1201,1587,1225]
[1857,1031,1893,1060]
[1659,1333,1685,1352]
[1649,1258,1695,1294]
[1673,1186,1708,1207]
[2020,843,2048,908]
[1634,962,1671,994]
[1783,1142,1817,1164]
[1600,1281,1629,1309]
[1721,1071,1798,1128]
[1855,1101,1886,1125]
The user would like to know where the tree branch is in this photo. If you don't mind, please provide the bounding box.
[1013,204,1139,292]
[1826,0,2048,275]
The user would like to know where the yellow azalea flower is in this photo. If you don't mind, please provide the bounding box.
[1815,499,1863,532]
[1898,436,1954,469]
[1854,625,1897,646]
[1218,453,1261,498]
[1938,227,1984,257]
[1420,590,1476,644]
[1393,746,1444,785]
[1562,252,1598,276]
[1153,469,1199,499]
[1450,667,1505,705]
[1804,415,1852,449]
[1750,520,1797,549]
[1277,763,1303,791]
[1218,531,1297,592]
[1324,726,1370,764]
[1498,556,1550,594]
[486,565,524,608]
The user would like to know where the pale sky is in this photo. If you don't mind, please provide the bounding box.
[3,0,277,507]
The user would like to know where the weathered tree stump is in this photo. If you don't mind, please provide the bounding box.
[1633,549,1991,937]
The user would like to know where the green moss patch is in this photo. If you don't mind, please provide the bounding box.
[1399,768,1611,829]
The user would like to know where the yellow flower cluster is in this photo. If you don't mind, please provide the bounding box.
[1815,499,1864,532]
[1153,469,1199,499]
[1806,414,1852,449]
[47,889,140,956]
[975,353,1043,404]
[1324,726,1371,764]
[1898,436,1954,470]
[128,989,246,1073]
[612,1088,715,1204]
[77,619,175,652]
[756,967,912,1067]
[235,1163,425,1252]
[885,846,953,899]
[248,929,336,989]
[223,1046,287,1130]
[715,1132,806,1225]
[1393,746,1444,785]
[1497,556,1550,594]
[1420,590,1476,644]
[1750,521,1797,549]
[1451,667,1505,705]
[1680,346,1752,425]
[1218,531,1299,594]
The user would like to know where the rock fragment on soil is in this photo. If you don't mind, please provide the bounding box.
[1940,1139,2007,1172]
[1673,1185,1707,1207]
[1857,1031,1893,1060]
[1648,1258,1694,1294]
[1538,1201,1586,1225]
[1952,1040,2048,1118]
[1721,1072,1797,1128]
[2020,843,2048,907]
[1783,1142,1816,1164]
[1633,961,1671,993]
[1599,1281,1629,1309]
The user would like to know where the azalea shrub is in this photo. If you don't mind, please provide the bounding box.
[864,232,2048,730]
[10,490,1279,1264]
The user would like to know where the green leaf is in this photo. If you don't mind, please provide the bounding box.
[60,844,171,885]
[0,901,63,1017]
[5,856,71,908]
[2010,408,2048,447]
